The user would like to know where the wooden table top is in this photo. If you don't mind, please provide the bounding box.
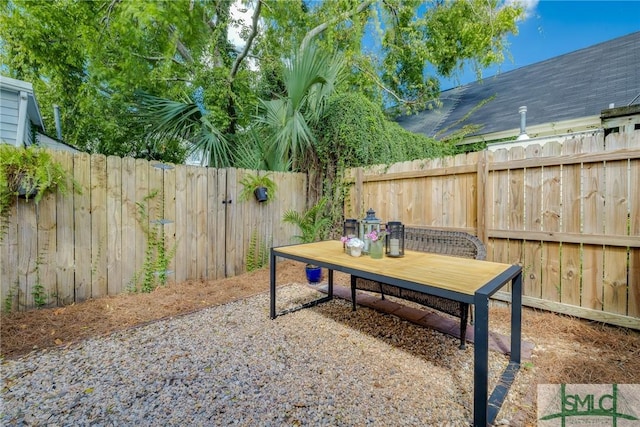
[274,240,514,296]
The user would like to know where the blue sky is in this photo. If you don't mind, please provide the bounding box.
[442,0,640,89]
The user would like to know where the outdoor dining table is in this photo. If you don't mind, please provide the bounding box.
[269,240,523,427]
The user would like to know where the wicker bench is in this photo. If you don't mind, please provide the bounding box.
[351,228,487,349]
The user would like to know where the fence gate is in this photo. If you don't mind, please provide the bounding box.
[0,154,308,311]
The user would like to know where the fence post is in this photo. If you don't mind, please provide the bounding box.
[355,167,364,217]
[476,150,488,243]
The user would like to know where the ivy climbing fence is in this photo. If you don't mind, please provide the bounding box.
[0,151,307,311]
[346,130,640,329]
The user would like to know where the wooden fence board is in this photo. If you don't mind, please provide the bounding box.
[74,153,91,301]
[452,153,466,230]
[225,168,238,277]
[195,166,208,279]
[524,144,543,299]
[1,201,19,310]
[207,168,219,279]
[36,188,57,307]
[173,164,187,283]
[162,163,177,284]
[417,160,433,226]
[52,151,74,305]
[430,157,444,227]
[488,149,508,263]
[90,154,108,298]
[106,156,122,295]
[560,138,582,305]
[441,155,455,228]
[631,154,640,318]
[214,169,226,279]
[467,152,480,230]
[582,136,605,310]
[506,147,525,293]
[239,170,252,274]
[120,157,136,291]
[185,166,198,279]
[134,159,150,290]
[17,201,37,309]
[541,142,562,302]
[603,133,630,314]
[148,163,168,285]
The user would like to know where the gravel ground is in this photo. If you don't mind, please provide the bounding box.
[1,284,526,426]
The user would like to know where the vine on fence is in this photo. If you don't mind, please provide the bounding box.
[128,190,176,293]
[246,228,270,272]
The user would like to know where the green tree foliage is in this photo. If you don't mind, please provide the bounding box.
[317,92,454,172]
[314,92,455,227]
[0,0,237,162]
[0,0,523,165]
[255,44,344,172]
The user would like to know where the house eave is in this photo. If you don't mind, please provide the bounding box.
[457,115,602,146]
[0,75,45,131]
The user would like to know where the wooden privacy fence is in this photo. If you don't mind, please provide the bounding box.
[0,151,307,311]
[346,131,640,329]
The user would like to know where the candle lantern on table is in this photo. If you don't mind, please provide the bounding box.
[343,218,359,253]
[343,219,359,240]
[385,221,404,257]
[360,208,381,254]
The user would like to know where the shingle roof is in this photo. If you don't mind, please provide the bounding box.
[397,31,640,139]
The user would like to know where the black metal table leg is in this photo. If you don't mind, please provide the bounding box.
[270,248,276,319]
[473,293,490,426]
[511,271,523,363]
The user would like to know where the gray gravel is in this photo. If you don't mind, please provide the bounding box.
[1,285,518,426]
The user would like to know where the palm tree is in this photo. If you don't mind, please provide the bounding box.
[136,91,230,168]
[256,44,344,172]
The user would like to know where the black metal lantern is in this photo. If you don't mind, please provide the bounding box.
[385,221,405,257]
[343,218,359,239]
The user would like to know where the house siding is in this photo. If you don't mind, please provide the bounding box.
[0,88,19,145]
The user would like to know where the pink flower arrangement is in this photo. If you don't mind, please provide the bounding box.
[365,229,388,242]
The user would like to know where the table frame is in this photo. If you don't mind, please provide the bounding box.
[269,244,522,427]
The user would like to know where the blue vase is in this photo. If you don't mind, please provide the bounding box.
[306,265,323,283]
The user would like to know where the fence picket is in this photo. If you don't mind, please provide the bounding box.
[162,163,177,284]
[106,156,122,295]
[90,154,108,298]
[603,133,630,314]
[73,153,91,301]
[17,201,37,309]
[121,157,136,291]
[214,169,226,279]
[631,147,640,317]
[541,142,562,302]
[581,136,605,310]
[36,189,56,307]
[134,158,150,290]
[174,164,187,283]
[507,146,525,293]
[560,138,582,306]
[1,200,19,310]
[54,151,74,305]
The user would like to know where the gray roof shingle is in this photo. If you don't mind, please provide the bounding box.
[397,31,640,139]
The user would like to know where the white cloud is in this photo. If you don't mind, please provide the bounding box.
[507,0,539,19]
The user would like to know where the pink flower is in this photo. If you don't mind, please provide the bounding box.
[365,230,388,242]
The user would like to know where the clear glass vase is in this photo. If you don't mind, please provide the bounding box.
[369,240,384,259]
